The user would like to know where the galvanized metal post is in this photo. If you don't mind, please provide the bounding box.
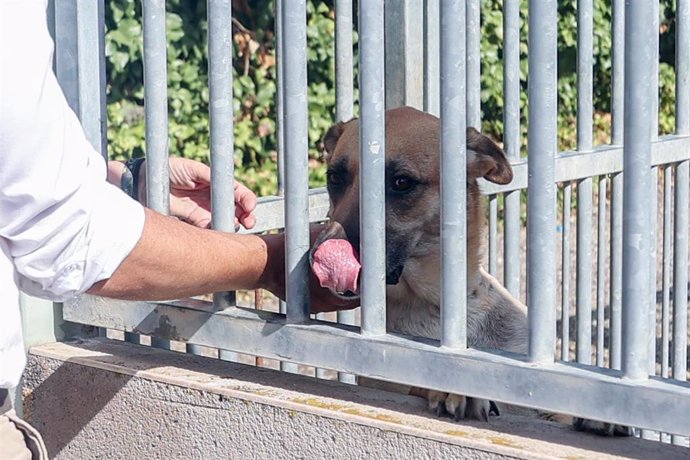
[423,0,440,116]
[576,0,594,366]
[621,0,654,381]
[359,0,387,336]
[274,0,299,374]
[502,0,522,299]
[204,0,238,361]
[466,0,480,129]
[596,177,607,367]
[53,0,79,115]
[76,0,107,158]
[334,0,357,383]
[275,0,286,197]
[672,0,689,446]
[609,0,625,371]
[440,0,467,349]
[561,184,572,361]
[384,0,424,109]
[282,0,311,322]
[527,0,558,363]
[143,0,171,350]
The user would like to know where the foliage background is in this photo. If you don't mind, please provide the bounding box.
[105,0,679,196]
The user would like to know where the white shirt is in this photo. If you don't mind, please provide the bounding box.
[0,1,145,388]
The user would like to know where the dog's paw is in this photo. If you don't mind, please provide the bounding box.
[573,417,633,437]
[426,391,497,422]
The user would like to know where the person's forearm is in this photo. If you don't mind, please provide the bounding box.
[88,208,284,300]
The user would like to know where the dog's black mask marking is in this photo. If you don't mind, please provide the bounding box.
[386,264,404,285]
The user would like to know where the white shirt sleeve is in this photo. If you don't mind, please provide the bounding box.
[0,0,146,302]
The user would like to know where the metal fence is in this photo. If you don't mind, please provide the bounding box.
[53,0,689,439]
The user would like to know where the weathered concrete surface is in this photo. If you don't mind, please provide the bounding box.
[22,339,687,460]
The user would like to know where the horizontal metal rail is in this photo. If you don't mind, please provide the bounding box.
[480,135,690,194]
[64,295,690,436]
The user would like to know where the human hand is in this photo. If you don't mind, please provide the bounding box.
[114,157,256,229]
[160,157,257,229]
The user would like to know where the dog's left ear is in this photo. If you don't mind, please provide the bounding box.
[321,121,348,159]
[466,127,513,185]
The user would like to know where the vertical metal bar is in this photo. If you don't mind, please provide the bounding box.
[466,0,480,128]
[611,0,625,145]
[143,0,171,350]
[609,0,625,370]
[503,0,521,298]
[76,0,108,339]
[423,0,440,116]
[275,0,286,196]
[647,170,658,378]
[336,0,354,123]
[205,0,238,361]
[275,0,297,374]
[645,0,661,385]
[561,184,572,362]
[76,0,107,158]
[672,0,689,378]
[208,0,235,269]
[527,0,557,363]
[143,0,170,214]
[384,0,423,109]
[335,0,356,384]
[678,0,690,136]
[488,196,498,276]
[650,2,659,142]
[54,0,79,116]
[576,180,593,365]
[575,0,593,366]
[314,14,343,364]
[282,0,311,322]
[661,166,671,378]
[359,0,387,336]
[621,0,654,381]
[672,161,689,445]
[610,173,623,369]
[672,2,689,441]
[439,0,467,349]
[577,0,594,150]
[596,177,607,367]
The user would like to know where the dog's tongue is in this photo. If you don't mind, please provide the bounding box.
[312,239,361,295]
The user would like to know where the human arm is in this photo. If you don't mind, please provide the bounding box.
[88,213,356,312]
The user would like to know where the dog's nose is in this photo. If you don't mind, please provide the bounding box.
[312,220,359,252]
[314,221,348,246]
[386,265,404,285]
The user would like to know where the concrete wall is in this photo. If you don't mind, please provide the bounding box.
[21,339,687,459]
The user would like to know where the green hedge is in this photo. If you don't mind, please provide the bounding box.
[105,0,678,195]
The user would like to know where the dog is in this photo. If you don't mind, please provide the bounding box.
[311,106,630,436]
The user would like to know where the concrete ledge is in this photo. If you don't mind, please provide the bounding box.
[22,339,687,459]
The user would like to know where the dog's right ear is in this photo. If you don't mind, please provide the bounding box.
[466,127,513,185]
[322,121,348,159]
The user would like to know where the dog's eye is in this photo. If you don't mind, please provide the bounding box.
[327,171,344,189]
[390,176,416,194]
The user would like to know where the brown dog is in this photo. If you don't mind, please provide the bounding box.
[312,106,632,436]
[312,106,528,421]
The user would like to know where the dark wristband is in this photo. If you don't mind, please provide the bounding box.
[121,157,145,202]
